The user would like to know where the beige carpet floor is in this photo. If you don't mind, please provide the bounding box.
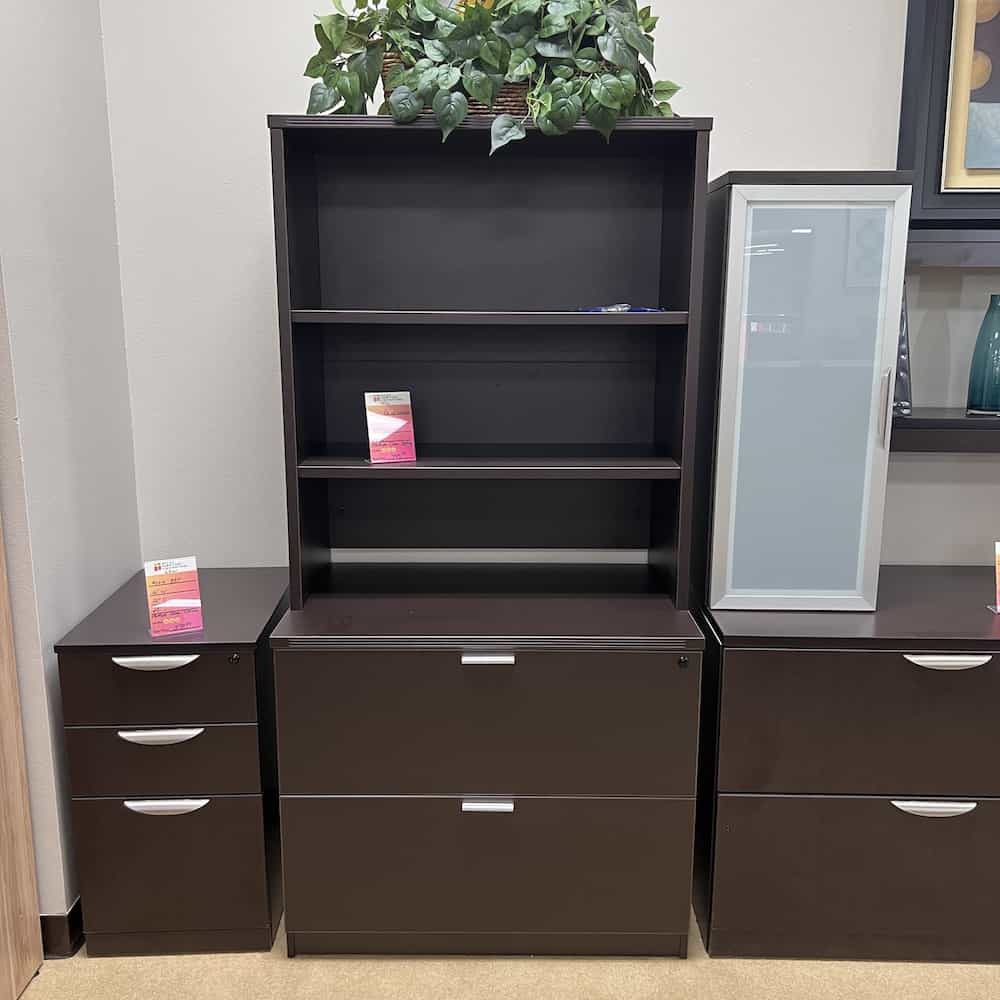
[24,915,1000,1000]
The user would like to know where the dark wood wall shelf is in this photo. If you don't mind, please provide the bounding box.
[906,229,1000,269]
[892,408,1000,453]
[291,309,689,326]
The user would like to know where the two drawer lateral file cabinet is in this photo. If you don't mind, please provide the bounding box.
[267,115,716,956]
[272,597,704,956]
[695,565,1000,962]
[55,568,288,957]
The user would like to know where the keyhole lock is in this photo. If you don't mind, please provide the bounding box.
[677,656,689,668]
[228,652,241,664]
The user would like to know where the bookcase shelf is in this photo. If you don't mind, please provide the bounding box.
[297,455,682,480]
[291,309,689,326]
[270,116,711,610]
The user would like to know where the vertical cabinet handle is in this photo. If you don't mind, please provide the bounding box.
[461,654,516,666]
[461,799,515,814]
[123,799,210,816]
[903,654,992,671]
[116,728,205,746]
[891,800,978,819]
[879,367,894,449]
[111,654,200,672]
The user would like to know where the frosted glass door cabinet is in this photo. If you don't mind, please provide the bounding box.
[709,175,910,611]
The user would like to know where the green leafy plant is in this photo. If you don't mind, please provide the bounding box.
[488,0,679,153]
[303,0,682,153]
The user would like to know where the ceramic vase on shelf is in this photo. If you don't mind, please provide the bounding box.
[967,294,1000,416]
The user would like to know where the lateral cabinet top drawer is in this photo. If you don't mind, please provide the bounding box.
[719,647,1000,795]
[275,648,701,796]
[59,650,258,725]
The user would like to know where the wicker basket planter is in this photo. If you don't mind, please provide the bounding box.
[381,51,528,117]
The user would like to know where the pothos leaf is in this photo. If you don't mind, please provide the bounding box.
[597,26,638,71]
[432,88,468,141]
[349,42,384,98]
[462,62,499,106]
[536,35,573,59]
[305,52,329,78]
[586,100,617,141]
[424,37,451,62]
[480,37,508,69]
[490,113,526,155]
[654,79,681,101]
[307,80,338,114]
[617,69,637,102]
[574,47,600,72]
[591,73,626,110]
[619,19,655,64]
[388,85,423,123]
[317,13,347,50]
[507,47,537,82]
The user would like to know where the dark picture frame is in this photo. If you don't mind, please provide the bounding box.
[898,0,1000,225]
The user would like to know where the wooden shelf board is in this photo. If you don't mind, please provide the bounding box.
[268,114,712,133]
[892,407,1000,453]
[291,309,688,326]
[298,455,682,480]
[906,228,1000,268]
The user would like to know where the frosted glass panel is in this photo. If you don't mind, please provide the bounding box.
[729,203,890,594]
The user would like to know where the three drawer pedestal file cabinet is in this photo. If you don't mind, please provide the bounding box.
[55,567,287,957]
[272,595,705,957]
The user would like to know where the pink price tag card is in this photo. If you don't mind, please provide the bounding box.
[144,556,204,637]
[365,391,416,464]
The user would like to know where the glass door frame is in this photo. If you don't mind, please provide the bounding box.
[709,184,911,611]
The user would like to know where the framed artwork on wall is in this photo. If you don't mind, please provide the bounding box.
[900,0,1000,222]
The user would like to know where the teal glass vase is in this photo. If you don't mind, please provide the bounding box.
[967,294,1000,415]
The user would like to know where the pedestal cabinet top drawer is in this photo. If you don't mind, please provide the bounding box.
[65,724,261,797]
[274,649,700,795]
[710,794,1000,962]
[282,796,693,936]
[58,650,258,725]
[71,795,269,935]
[719,648,1000,795]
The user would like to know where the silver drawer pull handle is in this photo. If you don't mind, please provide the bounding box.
[903,654,992,671]
[462,799,515,814]
[117,728,205,746]
[112,654,200,672]
[461,654,516,666]
[123,798,210,816]
[891,800,978,819]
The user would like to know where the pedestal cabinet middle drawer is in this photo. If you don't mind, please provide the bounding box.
[282,796,693,936]
[65,724,262,797]
[274,649,700,795]
[719,648,1000,795]
[59,649,258,726]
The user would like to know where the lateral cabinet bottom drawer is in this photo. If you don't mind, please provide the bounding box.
[72,796,269,934]
[282,796,694,936]
[710,794,1000,962]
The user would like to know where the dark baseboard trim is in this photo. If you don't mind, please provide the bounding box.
[40,897,84,959]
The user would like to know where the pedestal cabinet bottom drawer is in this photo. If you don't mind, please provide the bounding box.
[282,796,694,938]
[711,795,1000,962]
[72,796,269,934]
[66,724,261,797]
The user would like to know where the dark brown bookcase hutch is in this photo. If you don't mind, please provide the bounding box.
[267,115,713,957]
[269,115,711,611]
